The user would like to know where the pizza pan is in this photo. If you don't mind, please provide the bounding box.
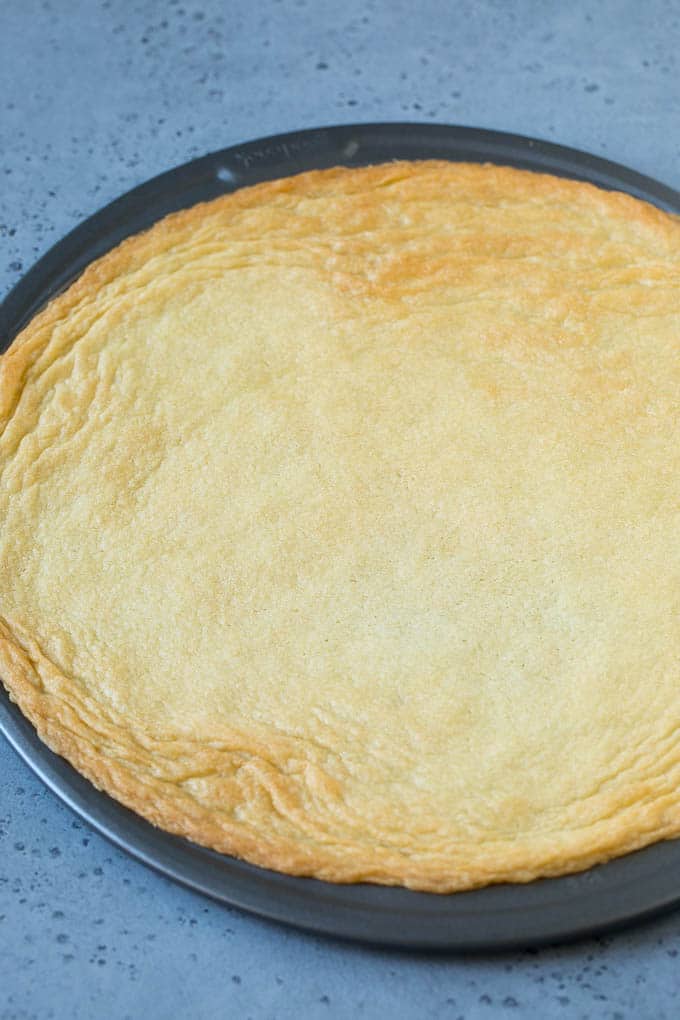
[2,123,680,951]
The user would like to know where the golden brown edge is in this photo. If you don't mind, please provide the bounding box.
[2,159,680,893]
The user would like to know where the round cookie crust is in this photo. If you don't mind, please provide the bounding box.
[1,160,680,891]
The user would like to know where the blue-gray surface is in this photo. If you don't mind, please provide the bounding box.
[1,1,680,1017]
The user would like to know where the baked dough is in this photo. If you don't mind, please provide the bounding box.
[1,161,679,892]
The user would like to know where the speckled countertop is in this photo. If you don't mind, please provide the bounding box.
[2,2,680,1017]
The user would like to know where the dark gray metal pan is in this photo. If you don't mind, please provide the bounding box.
[2,123,680,950]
